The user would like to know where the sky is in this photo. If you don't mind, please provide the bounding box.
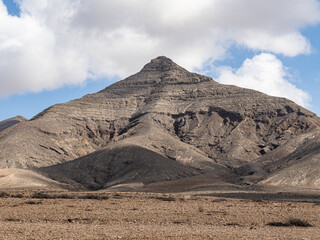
[0,0,319,121]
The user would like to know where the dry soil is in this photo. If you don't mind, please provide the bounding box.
[0,191,319,239]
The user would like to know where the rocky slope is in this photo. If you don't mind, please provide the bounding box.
[0,168,65,189]
[0,56,319,190]
[0,116,27,132]
[238,130,320,188]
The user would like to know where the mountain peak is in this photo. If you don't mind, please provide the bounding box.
[106,56,214,89]
[140,56,183,72]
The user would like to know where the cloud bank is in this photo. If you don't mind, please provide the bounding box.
[216,53,311,107]
[0,0,319,107]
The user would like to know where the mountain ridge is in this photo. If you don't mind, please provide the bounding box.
[0,56,319,191]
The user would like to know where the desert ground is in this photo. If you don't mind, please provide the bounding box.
[0,190,319,240]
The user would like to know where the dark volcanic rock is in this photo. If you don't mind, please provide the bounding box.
[0,56,319,189]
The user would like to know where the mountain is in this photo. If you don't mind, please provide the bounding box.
[0,115,27,132]
[0,56,319,190]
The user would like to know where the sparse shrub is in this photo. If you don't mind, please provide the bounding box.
[112,193,123,199]
[79,194,109,200]
[155,196,176,202]
[267,218,312,227]
[287,218,312,227]
[211,198,227,203]
[198,206,204,212]
[225,222,241,226]
[267,221,288,227]
[24,200,42,205]
[67,218,92,224]
[31,192,52,199]
[0,192,9,198]
[5,218,20,222]
[57,194,76,199]
[172,220,185,224]
[12,193,24,198]
[31,192,78,199]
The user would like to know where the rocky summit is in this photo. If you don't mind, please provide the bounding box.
[0,56,319,191]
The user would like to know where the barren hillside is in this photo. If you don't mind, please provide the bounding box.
[0,56,319,190]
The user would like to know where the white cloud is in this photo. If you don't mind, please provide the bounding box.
[0,1,89,97]
[237,31,311,57]
[0,0,320,97]
[215,53,311,107]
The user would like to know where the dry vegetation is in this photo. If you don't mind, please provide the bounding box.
[0,190,319,239]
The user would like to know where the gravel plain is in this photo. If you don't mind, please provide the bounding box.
[0,191,319,239]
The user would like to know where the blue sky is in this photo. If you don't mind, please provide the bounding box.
[0,0,319,121]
